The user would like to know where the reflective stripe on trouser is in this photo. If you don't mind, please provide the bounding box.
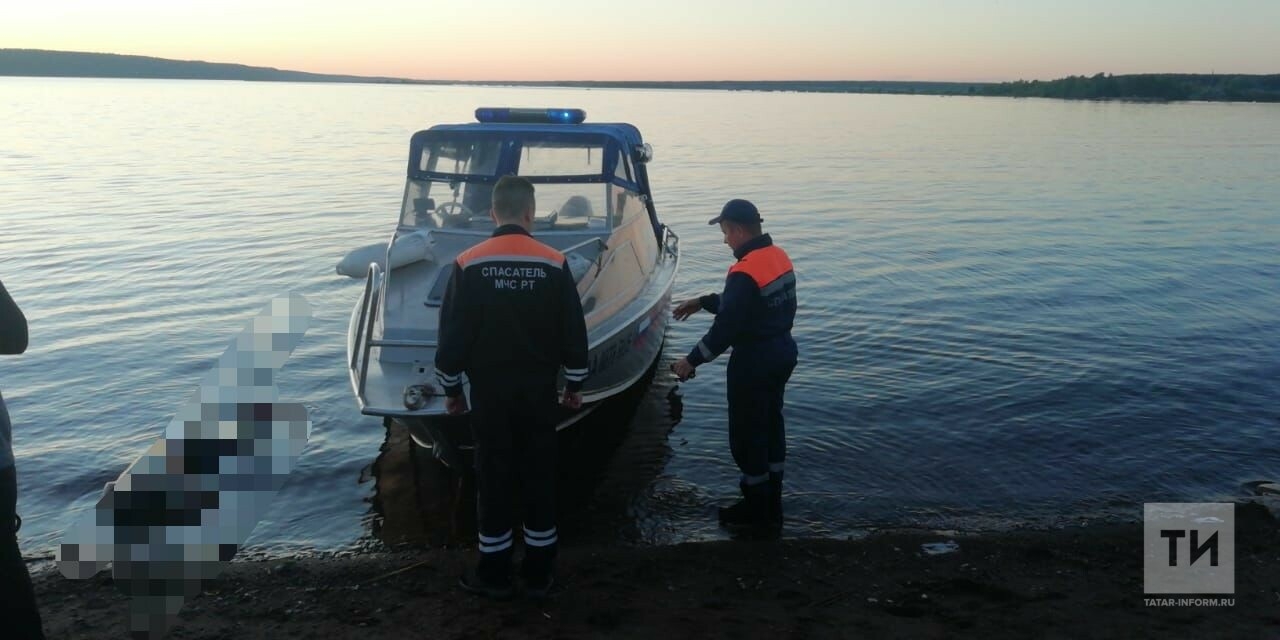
[524,525,559,579]
[478,530,513,553]
[469,377,558,583]
[524,526,558,547]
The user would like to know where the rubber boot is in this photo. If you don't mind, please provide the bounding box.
[717,479,749,525]
[769,471,783,524]
[521,543,557,598]
[718,481,771,527]
[462,543,513,599]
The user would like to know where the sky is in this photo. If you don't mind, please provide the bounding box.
[3,0,1278,82]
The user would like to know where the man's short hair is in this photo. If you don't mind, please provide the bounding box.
[492,176,535,221]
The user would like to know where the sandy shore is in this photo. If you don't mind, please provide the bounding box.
[30,501,1279,639]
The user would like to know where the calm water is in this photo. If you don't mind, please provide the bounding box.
[1,78,1277,556]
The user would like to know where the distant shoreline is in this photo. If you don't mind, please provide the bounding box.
[3,49,1278,102]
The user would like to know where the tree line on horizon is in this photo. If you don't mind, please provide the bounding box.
[2,50,1278,102]
[982,72,1280,102]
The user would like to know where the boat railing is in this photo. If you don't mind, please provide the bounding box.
[563,235,608,259]
[563,236,608,283]
[662,224,679,259]
[350,261,439,409]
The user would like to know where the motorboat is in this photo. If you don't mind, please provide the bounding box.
[339,108,679,468]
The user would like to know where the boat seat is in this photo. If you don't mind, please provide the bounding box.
[554,195,593,230]
[413,197,435,215]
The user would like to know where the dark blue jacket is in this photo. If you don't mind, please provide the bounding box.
[435,225,589,396]
[686,234,797,368]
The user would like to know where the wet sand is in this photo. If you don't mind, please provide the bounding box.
[30,500,1280,639]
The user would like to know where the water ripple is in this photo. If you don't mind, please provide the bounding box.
[2,78,1278,553]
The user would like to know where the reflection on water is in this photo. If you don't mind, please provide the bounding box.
[666,386,685,427]
[368,419,473,547]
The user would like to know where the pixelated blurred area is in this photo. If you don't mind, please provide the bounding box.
[56,294,312,638]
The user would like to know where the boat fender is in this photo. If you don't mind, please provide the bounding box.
[336,230,435,278]
[336,243,386,278]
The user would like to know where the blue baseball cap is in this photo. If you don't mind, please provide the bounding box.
[708,199,763,225]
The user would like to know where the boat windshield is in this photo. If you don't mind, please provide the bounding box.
[400,137,617,231]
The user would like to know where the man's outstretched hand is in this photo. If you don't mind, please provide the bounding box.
[672,298,701,321]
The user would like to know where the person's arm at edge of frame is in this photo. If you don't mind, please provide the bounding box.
[672,272,754,380]
[0,280,28,355]
[559,259,589,409]
[434,264,471,415]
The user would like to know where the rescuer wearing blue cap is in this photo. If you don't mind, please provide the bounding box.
[671,199,798,529]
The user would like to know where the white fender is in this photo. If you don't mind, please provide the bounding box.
[336,243,386,278]
[336,230,435,278]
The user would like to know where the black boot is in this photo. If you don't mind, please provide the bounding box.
[717,479,750,525]
[460,550,514,599]
[459,570,514,600]
[521,539,558,599]
[769,471,783,524]
[718,481,771,527]
[461,541,514,600]
[717,499,751,526]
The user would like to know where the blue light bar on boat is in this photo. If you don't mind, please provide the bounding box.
[474,107,587,124]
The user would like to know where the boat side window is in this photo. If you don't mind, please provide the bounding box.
[418,139,502,175]
[615,186,646,228]
[613,149,631,182]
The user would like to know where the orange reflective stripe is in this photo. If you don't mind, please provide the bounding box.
[728,245,794,288]
[456,234,565,270]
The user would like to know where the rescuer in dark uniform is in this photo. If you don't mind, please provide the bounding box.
[1,279,45,639]
[671,199,798,529]
[435,176,590,599]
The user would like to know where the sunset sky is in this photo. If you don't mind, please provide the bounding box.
[3,0,1277,82]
